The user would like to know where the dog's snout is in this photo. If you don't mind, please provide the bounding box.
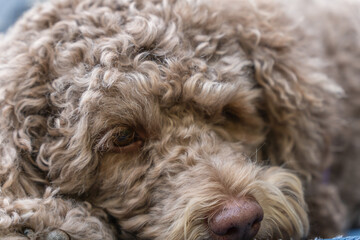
[209,198,264,240]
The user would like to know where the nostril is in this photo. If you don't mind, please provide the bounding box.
[227,227,239,235]
[249,213,263,237]
[209,198,264,240]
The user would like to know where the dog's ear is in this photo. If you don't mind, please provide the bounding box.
[239,20,343,178]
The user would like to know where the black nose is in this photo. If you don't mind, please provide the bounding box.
[208,198,264,240]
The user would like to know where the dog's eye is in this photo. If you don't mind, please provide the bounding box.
[112,129,135,147]
[96,127,143,153]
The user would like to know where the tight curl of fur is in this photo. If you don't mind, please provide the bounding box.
[0,0,359,239]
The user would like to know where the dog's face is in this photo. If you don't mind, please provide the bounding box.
[0,0,331,239]
[78,54,307,239]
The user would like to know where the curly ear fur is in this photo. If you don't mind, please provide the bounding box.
[205,0,343,179]
[236,1,343,177]
[253,44,341,176]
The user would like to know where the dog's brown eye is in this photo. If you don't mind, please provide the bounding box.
[113,129,135,147]
[96,127,143,153]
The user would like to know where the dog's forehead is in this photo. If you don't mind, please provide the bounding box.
[56,1,258,114]
[76,55,255,116]
[75,62,257,130]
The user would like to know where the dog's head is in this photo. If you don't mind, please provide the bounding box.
[0,0,342,239]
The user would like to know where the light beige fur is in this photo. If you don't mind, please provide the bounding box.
[0,0,359,239]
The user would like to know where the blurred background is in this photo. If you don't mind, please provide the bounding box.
[0,0,32,32]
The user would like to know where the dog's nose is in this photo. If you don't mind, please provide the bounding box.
[209,198,264,240]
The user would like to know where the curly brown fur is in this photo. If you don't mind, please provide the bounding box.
[0,0,359,239]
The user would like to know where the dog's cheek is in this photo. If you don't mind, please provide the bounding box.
[258,167,309,239]
[87,153,154,224]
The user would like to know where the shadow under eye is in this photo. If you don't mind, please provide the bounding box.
[110,139,143,153]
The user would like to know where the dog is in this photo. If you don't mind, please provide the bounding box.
[0,0,359,239]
